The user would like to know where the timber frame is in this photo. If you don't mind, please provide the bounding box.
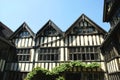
[101,0,120,80]
[0,1,120,79]
[1,14,108,80]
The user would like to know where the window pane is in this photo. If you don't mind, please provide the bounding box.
[54,54,58,60]
[81,48,84,52]
[74,54,77,60]
[78,54,81,60]
[94,53,99,60]
[86,47,89,52]
[86,54,90,60]
[88,27,94,33]
[90,47,93,52]
[80,22,83,26]
[23,56,26,61]
[84,22,87,26]
[38,54,42,60]
[82,54,86,60]
[91,54,94,60]
[69,54,72,60]
[51,54,54,60]
[17,49,30,61]
[48,54,51,60]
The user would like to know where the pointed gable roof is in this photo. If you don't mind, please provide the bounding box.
[0,22,13,39]
[36,20,63,37]
[10,22,35,39]
[65,14,107,35]
[0,22,14,47]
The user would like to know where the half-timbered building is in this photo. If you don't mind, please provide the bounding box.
[101,0,120,80]
[4,22,35,80]
[0,1,120,79]
[0,22,15,80]
[0,14,108,80]
[64,14,107,80]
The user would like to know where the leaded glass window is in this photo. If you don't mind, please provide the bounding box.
[69,47,100,61]
[38,48,59,61]
[16,49,30,61]
[18,30,30,38]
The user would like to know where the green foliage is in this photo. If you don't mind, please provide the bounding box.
[70,61,86,67]
[85,62,101,68]
[24,67,52,80]
[25,61,100,80]
[52,63,71,75]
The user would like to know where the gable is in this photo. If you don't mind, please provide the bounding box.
[65,14,107,35]
[72,20,98,34]
[43,26,58,36]
[10,22,35,39]
[15,28,31,38]
[0,22,13,39]
[36,20,63,37]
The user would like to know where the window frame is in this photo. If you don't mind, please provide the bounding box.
[38,48,60,61]
[69,47,100,61]
[73,21,97,34]
[16,49,31,62]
